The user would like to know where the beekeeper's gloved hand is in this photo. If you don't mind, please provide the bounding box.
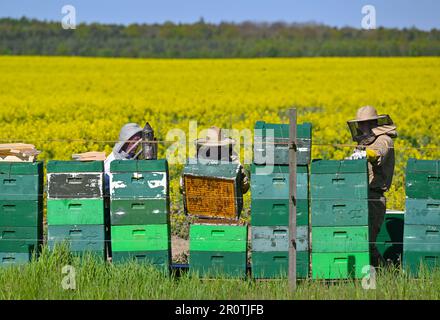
[366,148,380,163]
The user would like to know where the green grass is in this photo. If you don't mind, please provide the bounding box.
[1,247,440,299]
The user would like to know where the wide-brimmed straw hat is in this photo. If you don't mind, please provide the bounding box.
[348,105,390,123]
[347,106,395,142]
[195,126,236,147]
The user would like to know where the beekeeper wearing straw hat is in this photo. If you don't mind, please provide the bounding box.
[347,106,398,267]
[193,126,249,194]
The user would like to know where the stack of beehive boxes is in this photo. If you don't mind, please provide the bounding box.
[109,160,171,270]
[311,159,370,279]
[184,161,248,277]
[47,161,106,260]
[251,121,312,279]
[404,159,440,275]
[0,162,43,266]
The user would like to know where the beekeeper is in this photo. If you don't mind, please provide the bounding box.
[196,126,250,194]
[347,106,398,266]
[104,123,143,190]
[180,126,250,195]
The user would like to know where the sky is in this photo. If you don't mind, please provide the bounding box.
[0,0,439,30]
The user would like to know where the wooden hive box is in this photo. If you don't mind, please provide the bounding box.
[183,161,243,220]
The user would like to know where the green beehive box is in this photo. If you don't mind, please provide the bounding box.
[403,250,440,276]
[405,199,440,225]
[251,198,309,226]
[253,121,312,165]
[47,160,104,173]
[189,224,247,252]
[47,199,105,225]
[47,224,105,252]
[251,251,309,279]
[0,162,43,201]
[111,224,170,252]
[111,250,170,269]
[0,200,43,227]
[0,226,41,253]
[311,199,369,227]
[311,159,368,200]
[251,226,308,252]
[312,226,369,253]
[189,251,247,278]
[403,224,440,252]
[110,160,169,200]
[110,199,169,225]
[406,159,440,200]
[251,165,308,200]
[312,252,370,279]
[0,252,32,266]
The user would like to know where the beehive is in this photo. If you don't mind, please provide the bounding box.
[253,121,312,166]
[311,159,369,228]
[109,159,171,269]
[252,251,309,279]
[405,159,440,200]
[311,159,370,279]
[404,159,440,275]
[46,160,106,260]
[189,224,247,277]
[250,164,311,279]
[250,164,309,226]
[183,161,243,220]
[0,162,43,265]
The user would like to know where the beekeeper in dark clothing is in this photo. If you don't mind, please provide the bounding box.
[347,106,398,267]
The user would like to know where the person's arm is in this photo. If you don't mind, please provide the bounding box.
[240,166,250,194]
[366,136,392,165]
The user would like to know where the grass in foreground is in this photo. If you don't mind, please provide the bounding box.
[0,247,439,300]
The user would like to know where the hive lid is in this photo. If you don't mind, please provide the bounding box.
[254,121,312,139]
[183,161,240,179]
[47,160,104,173]
[0,161,43,175]
[110,159,168,173]
[311,159,367,174]
[406,158,440,175]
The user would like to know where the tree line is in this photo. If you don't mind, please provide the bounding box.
[1,17,439,57]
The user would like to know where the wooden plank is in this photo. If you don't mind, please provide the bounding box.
[0,143,39,162]
[72,151,106,161]
[288,108,297,292]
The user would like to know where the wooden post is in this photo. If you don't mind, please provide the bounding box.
[288,108,297,292]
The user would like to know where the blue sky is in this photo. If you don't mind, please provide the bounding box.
[1,0,439,30]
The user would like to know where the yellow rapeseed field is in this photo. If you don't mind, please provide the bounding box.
[1,56,439,211]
